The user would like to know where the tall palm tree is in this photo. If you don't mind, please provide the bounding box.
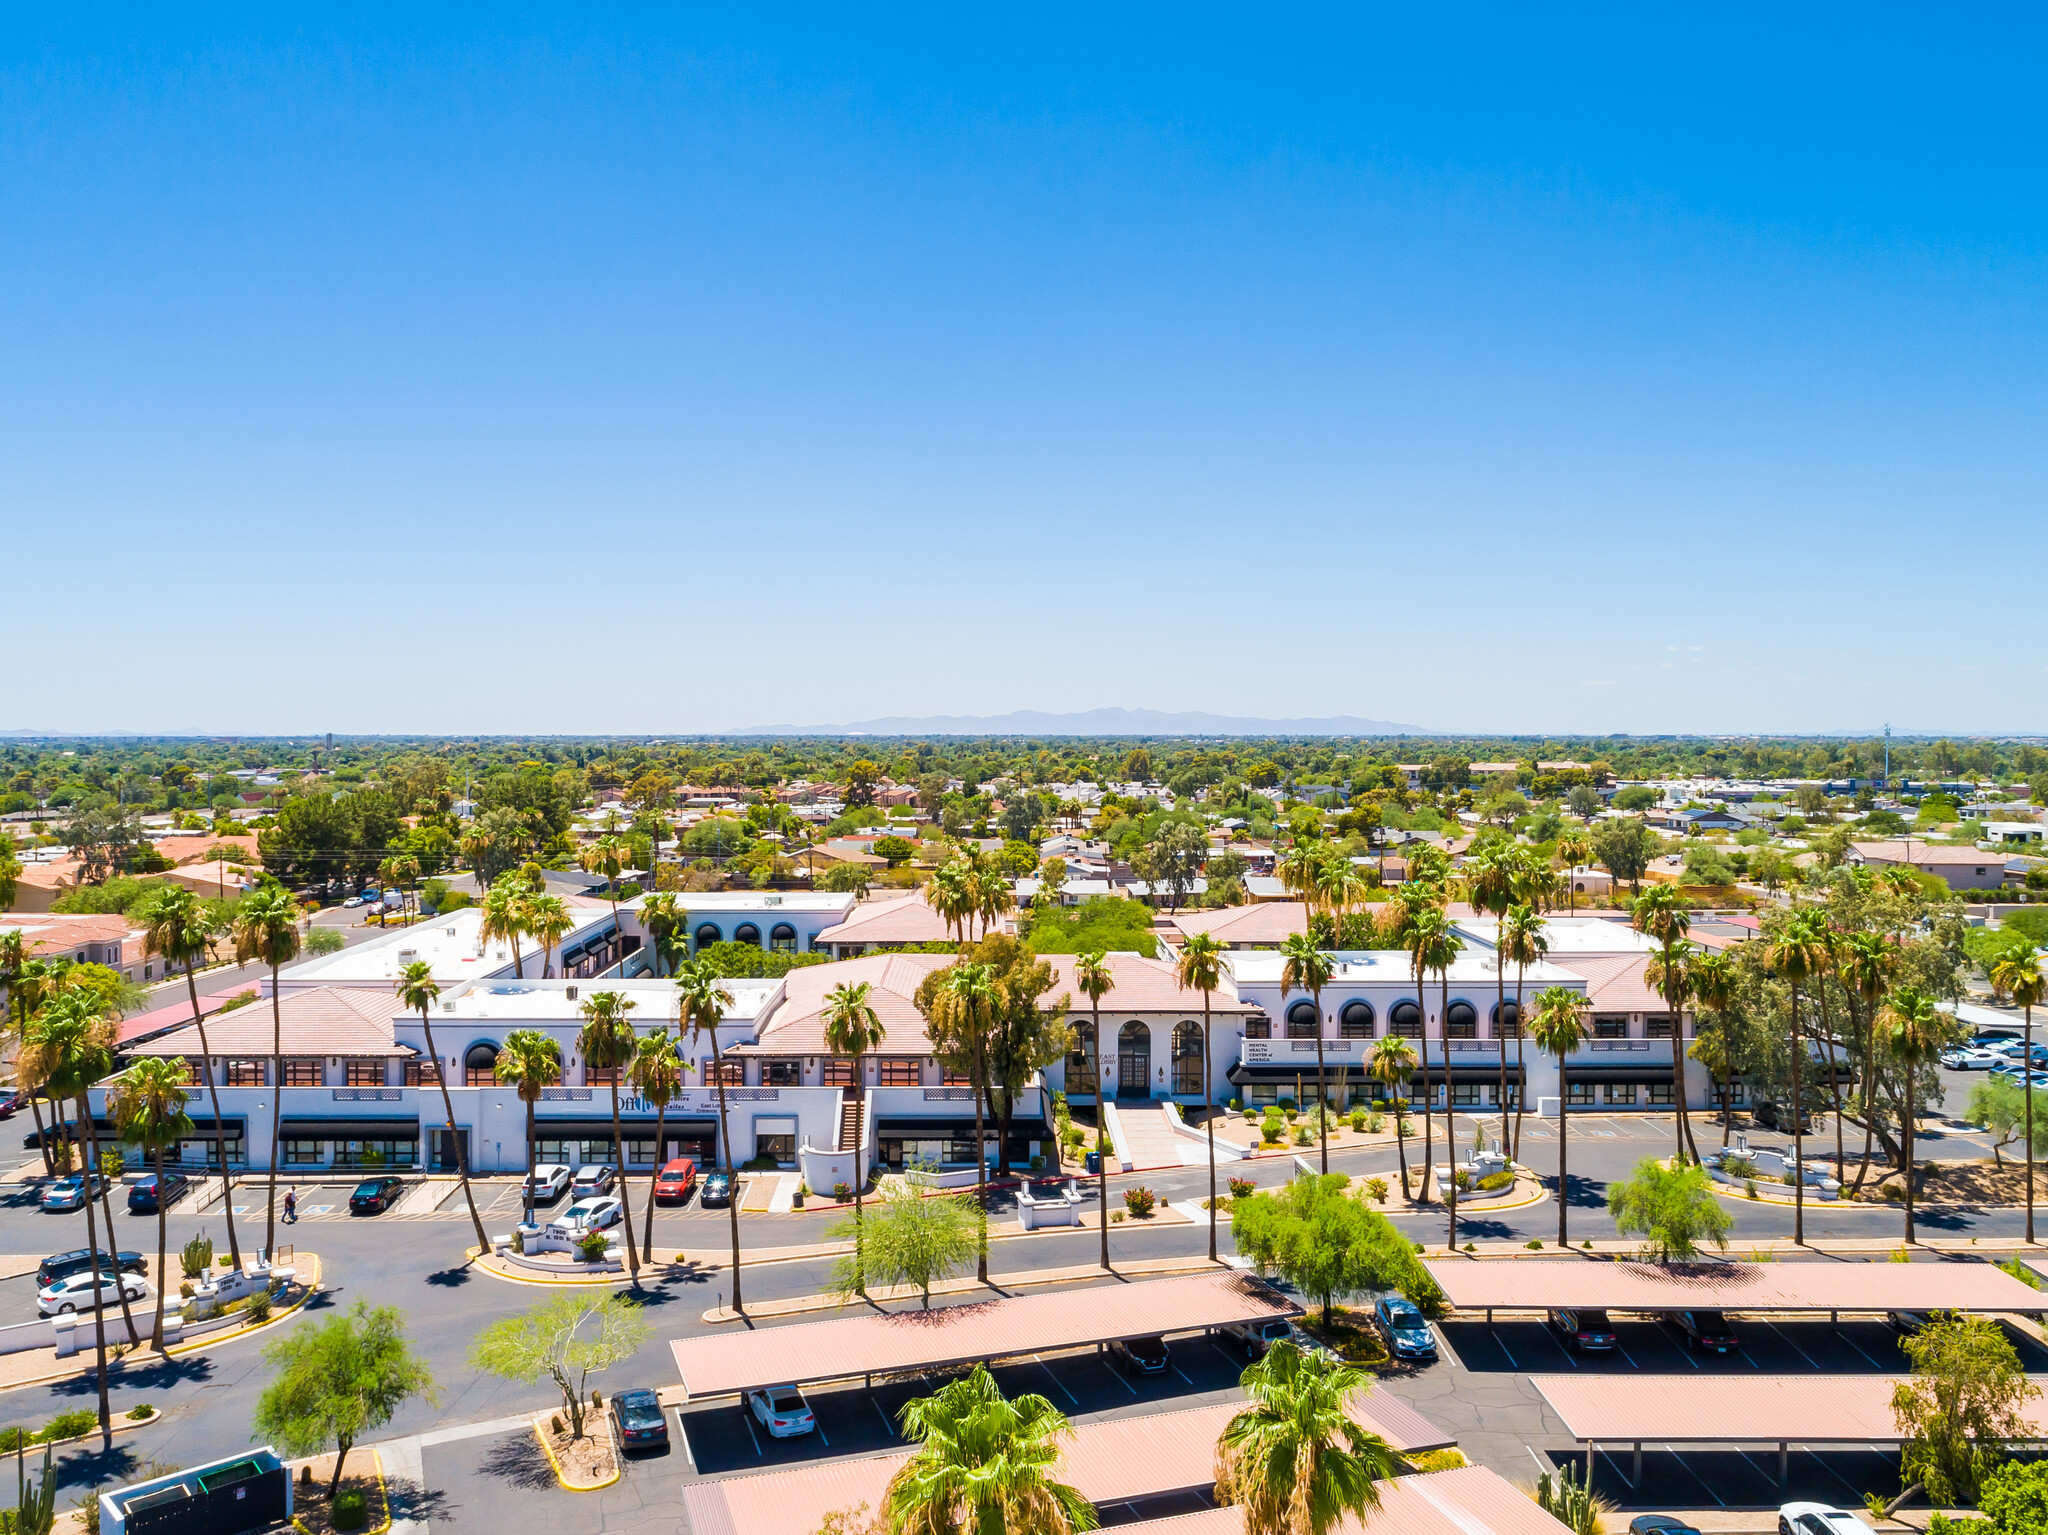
[1276,838,1325,924]
[110,1056,193,1350]
[525,895,572,980]
[477,878,528,978]
[1530,985,1589,1249]
[1401,905,1455,1204]
[1882,986,1944,1245]
[1497,902,1548,1160]
[1632,884,1700,1164]
[966,857,1013,942]
[23,992,125,1446]
[1371,1035,1418,1202]
[1838,930,1901,1191]
[230,884,301,1256]
[928,862,972,946]
[1214,1340,1401,1535]
[675,960,741,1308]
[141,886,242,1268]
[1991,946,2044,1243]
[637,891,684,979]
[822,981,886,1291]
[884,1365,1095,1535]
[1278,934,1335,1174]
[1555,830,1594,913]
[631,1029,684,1257]
[1071,951,1113,1271]
[577,990,642,1280]
[1465,846,1517,1146]
[3,947,62,1174]
[393,961,489,1254]
[1767,909,1829,1246]
[1175,932,1226,1262]
[1686,950,1738,1145]
[938,963,998,1283]
[1425,913,1466,1248]
[493,1030,562,1227]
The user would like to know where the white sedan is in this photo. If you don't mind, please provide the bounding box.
[747,1384,816,1438]
[38,1271,149,1317]
[523,1164,573,1203]
[1942,1047,2006,1070]
[1779,1505,1867,1535]
[548,1197,624,1238]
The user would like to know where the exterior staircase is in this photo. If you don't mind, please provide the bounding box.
[1113,1101,1191,1169]
[837,1091,862,1153]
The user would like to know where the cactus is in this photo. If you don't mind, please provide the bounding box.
[180,1234,214,1280]
[1534,1462,1602,1535]
[16,1441,59,1535]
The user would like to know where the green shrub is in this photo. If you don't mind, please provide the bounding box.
[1525,1238,1543,1249]
[332,1487,368,1532]
[125,1404,155,1421]
[38,1411,96,1444]
[1366,1110,1385,1133]
[1476,1169,1514,1192]
[1364,1176,1388,1203]
[1123,1186,1157,1217]
[1227,1177,1255,1199]
[1293,1127,1312,1146]
[575,1231,610,1262]
[0,1426,24,1452]
[1347,1110,1366,1131]
[245,1290,272,1324]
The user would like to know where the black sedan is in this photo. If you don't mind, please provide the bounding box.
[1673,1309,1739,1354]
[610,1389,669,1452]
[699,1170,734,1208]
[1107,1335,1170,1374]
[127,1172,191,1214]
[349,1176,405,1215]
[39,1248,147,1287]
[1548,1307,1618,1352]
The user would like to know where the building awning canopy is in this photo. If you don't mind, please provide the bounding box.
[1225,1062,1522,1086]
[279,1117,418,1140]
[876,1118,992,1138]
[1562,1064,1684,1085]
[532,1117,718,1140]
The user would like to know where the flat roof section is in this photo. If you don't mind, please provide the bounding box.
[1424,1258,2046,1315]
[670,1271,1297,1400]
[680,1394,1452,1535]
[1110,1464,1572,1535]
[1534,1373,2048,1446]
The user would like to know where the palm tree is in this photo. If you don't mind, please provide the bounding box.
[577,990,642,1280]
[1555,830,1594,913]
[1838,930,1901,1191]
[637,891,684,979]
[141,886,243,1268]
[1425,913,1466,1248]
[1465,846,1517,1147]
[1371,1035,1418,1201]
[1072,950,1113,1271]
[1767,909,1829,1246]
[1176,931,1227,1262]
[675,960,741,1307]
[1631,884,1699,1164]
[884,1365,1095,1535]
[928,862,972,946]
[1991,946,2044,1243]
[1530,985,1588,1249]
[631,1029,684,1257]
[1278,934,1335,1174]
[1401,904,1455,1204]
[1214,1340,1401,1535]
[230,884,302,1256]
[821,981,885,1291]
[1686,950,1738,1145]
[1497,902,1548,1160]
[1882,986,1944,1245]
[525,895,572,980]
[477,878,528,979]
[393,961,489,1255]
[458,822,495,887]
[110,1057,193,1350]
[3,946,62,1174]
[23,991,125,1446]
[493,1030,562,1227]
[937,963,999,1282]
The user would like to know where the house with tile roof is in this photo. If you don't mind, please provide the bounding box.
[1846,840,2023,890]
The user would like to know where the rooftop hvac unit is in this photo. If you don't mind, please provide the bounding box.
[567,986,579,1001]
[397,949,418,964]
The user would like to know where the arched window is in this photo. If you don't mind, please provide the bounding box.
[463,1042,500,1087]
[768,923,797,954]
[1446,1000,1478,1038]
[693,924,721,951]
[1493,999,1521,1038]
[1389,999,1423,1038]
[1286,1000,1320,1039]
[1116,1021,1150,1099]
[733,923,761,948]
[1339,1000,1375,1039]
[1067,1022,1097,1096]
[1172,1021,1205,1096]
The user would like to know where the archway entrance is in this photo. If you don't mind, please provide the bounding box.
[1116,1022,1150,1099]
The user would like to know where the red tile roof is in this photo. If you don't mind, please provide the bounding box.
[1562,953,1668,1015]
[0,913,141,953]
[123,986,412,1058]
[1041,951,1257,1014]
[814,894,955,947]
[1424,1257,2044,1314]
[742,951,956,1057]
[1852,840,2012,867]
[1167,902,1310,946]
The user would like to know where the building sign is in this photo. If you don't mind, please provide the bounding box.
[1240,1039,1363,1065]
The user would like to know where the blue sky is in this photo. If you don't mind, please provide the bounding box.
[6,8,2043,737]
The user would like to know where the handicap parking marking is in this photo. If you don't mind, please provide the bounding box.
[305,1205,333,1216]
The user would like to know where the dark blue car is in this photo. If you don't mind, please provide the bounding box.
[1372,1296,1437,1361]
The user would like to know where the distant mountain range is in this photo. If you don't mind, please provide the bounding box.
[723,708,1432,737]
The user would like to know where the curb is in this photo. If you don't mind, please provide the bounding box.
[291,1450,389,1535]
[166,1257,325,1357]
[530,1411,619,1492]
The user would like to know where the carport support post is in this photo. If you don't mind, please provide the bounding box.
[1633,1442,1641,1487]
[1780,1442,1788,1487]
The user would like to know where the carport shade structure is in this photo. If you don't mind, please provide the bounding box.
[1423,1259,2048,1319]
[1534,1373,2048,1489]
[670,1270,1298,1400]
[681,1394,1455,1535]
[1106,1464,1574,1535]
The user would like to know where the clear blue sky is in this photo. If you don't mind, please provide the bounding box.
[6,8,2043,737]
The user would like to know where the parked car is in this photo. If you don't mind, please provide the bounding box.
[1223,1317,1297,1358]
[38,1269,148,1317]
[548,1197,624,1238]
[0,1091,21,1120]
[39,1248,146,1287]
[1630,1518,1703,1535]
[610,1388,669,1452]
[1779,1505,1868,1535]
[1548,1308,1618,1351]
[348,1175,405,1215]
[1751,1100,1813,1133]
[652,1159,698,1203]
[1887,1310,1931,1335]
[342,895,364,909]
[571,1165,616,1197]
[1372,1296,1438,1361]
[1943,1046,2008,1070]
[1108,1335,1170,1374]
[40,1174,110,1212]
[747,1384,816,1438]
[523,1164,573,1204]
[1672,1309,1739,1354]
[127,1172,190,1214]
[699,1170,734,1208]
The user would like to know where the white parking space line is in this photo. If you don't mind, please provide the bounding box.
[872,1398,894,1437]
[1100,1356,1138,1396]
[1614,1339,1639,1369]
[1803,1445,1861,1498]
[674,1410,695,1470]
[1031,1354,1078,1405]
[744,1412,761,1457]
[1172,1362,1194,1386]
[1836,1328,1887,1368]
[1668,1447,1723,1506]
[1491,1331,1517,1370]
[815,1418,829,1448]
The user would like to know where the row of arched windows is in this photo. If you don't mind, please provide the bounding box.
[1282,998,1519,1039]
[1066,1020,1209,1097]
[692,922,801,953]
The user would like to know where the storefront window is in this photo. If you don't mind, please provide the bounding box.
[819,1057,855,1086]
[1647,1081,1676,1105]
[763,1060,802,1087]
[282,1140,325,1166]
[878,1058,919,1087]
[538,1138,614,1167]
[1566,1082,1594,1105]
[1451,1083,1480,1106]
[1604,1083,1636,1105]
[1646,1015,1676,1039]
[336,1138,416,1168]
[345,1059,386,1087]
[403,1060,441,1087]
[283,1059,324,1087]
[224,1059,265,1086]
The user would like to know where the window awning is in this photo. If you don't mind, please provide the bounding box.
[278,1116,417,1140]
[532,1117,717,1140]
[877,1117,990,1138]
[1225,1063,1522,1086]
[1562,1065,1685,1085]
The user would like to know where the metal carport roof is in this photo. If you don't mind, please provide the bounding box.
[1107,1464,1574,1535]
[1534,1373,2048,1446]
[1424,1258,2045,1315]
[670,1270,1297,1400]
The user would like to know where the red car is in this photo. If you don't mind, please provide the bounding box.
[651,1158,697,1203]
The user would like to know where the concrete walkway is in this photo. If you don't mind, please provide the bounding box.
[1113,1102,1196,1168]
